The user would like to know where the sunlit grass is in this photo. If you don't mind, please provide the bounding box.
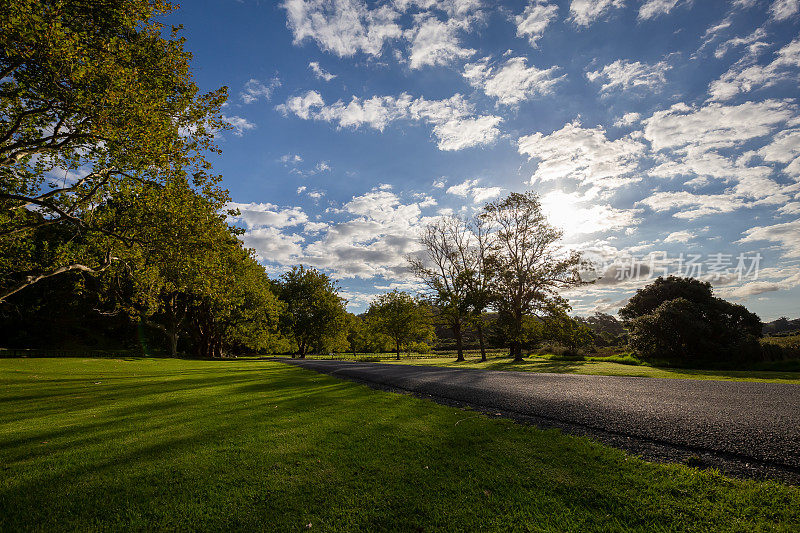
[376,355,800,384]
[1,357,798,531]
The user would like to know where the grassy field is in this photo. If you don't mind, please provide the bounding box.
[371,354,800,384]
[1,358,798,531]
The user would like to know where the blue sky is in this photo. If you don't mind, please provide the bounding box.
[166,0,800,319]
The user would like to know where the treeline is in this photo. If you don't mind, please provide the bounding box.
[1,1,789,366]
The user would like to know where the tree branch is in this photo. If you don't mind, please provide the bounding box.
[0,253,117,303]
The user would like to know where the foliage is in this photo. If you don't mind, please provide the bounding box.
[620,276,763,362]
[480,192,586,360]
[576,312,626,346]
[365,290,434,359]
[276,266,348,357]
[542,312,594,355]
[0,0,227,301]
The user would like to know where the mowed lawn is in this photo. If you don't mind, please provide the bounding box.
[1,358,798,532]
[379,355,800,384]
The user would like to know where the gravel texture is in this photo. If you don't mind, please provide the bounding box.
[279,358,800,484]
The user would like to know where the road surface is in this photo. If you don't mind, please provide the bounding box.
[280,358,800,482]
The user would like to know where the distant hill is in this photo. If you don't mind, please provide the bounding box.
[763,317,800,335]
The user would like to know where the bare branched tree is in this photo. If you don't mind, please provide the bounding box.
[408,216,472,361]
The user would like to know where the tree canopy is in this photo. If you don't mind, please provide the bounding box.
[1,0,227,302]
[620,276,763,362]
[366,290,434,360]
[276,266,348,357]
[480,192,586,361]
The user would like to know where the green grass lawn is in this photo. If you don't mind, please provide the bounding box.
[375,355,800,384]
[1,358,798,531]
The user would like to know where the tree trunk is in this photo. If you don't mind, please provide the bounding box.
[168,330,178,358]
[477,323,487,362]
[396,340,401,360]
[510,340,523,362]
[454,320,464,362]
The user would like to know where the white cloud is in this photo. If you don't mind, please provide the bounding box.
[518,120,646,189]
[638,0,682,21]
[714,27,768,60]
[587,59,671,93]
[406,14,477,69]
[515,1,559,47]
[614,112,641,127]
[278,91,502,150]
[281,0,402,57]
[299,189,433,278]
[276,90,325,119]
[308,61,337,81]
[429,115,503,151]
[740,219,800,256]
[637,99,800,218]
[222,115,256,136]
[643,99,796,152]
[569,0,624,26]
[240,77,280,104]
[759,128,800,177]
[227,202,309,228]
[463,56,564,105]
[241,227,305,264]
[446,178,504,203]
[664,230,695,243]
[770,0,800,20]
[718,270,800,298]
[281,153,303,164]
[709,37,800,101]
[541,190,640,235]
[638,191,746,219]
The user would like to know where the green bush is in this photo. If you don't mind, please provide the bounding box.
[589,354,644,366]
[406,341,433,354]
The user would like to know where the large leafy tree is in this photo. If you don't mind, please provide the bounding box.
[96,181,258,357]
[276,266,347,358]
[480,192,585,361]
[620,276,763,362]
[187,244,285,359]
[0,0,227,302]
[366,290,434,360]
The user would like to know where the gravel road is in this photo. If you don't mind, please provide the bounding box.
[280,358,800,483]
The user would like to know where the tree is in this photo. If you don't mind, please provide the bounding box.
[276,266,347,358]
[543,312,594,355]
[366,290,434,360]
[409,217,471,361]
[620,276,763,362]
[344,313,367,356]
[480,192,585,361]
[577,312,626,346]
[1,0,227,302]
[463,215,494,362]
[190,246,285,358]
[96,181,234,356]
